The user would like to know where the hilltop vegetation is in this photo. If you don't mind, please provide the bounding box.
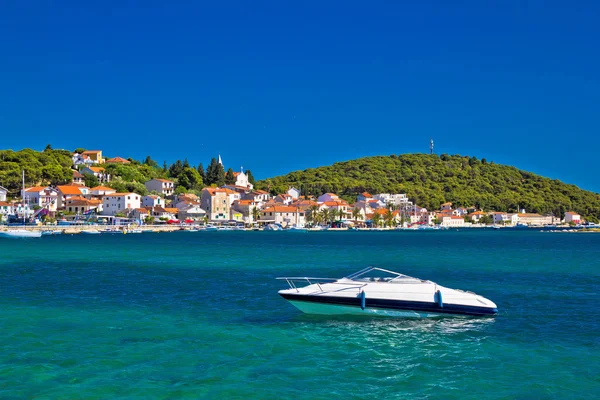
[257,153,600,222]
[0,147,255,198]
[0,147,73,195]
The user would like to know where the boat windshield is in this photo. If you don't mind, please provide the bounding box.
[345,267,422,283]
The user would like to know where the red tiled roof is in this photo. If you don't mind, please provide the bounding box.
[56,185,83,195]
[106,157,130,164]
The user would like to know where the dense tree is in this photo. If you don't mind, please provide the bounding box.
[197,163,206,183]
[206,158,225,187]
[82,173,99,188]
[225,168,236,185]
[144,156,158,168]
[169,160,184,178]
[246,169,256,185]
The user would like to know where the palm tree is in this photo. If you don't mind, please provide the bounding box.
[384,209,395,228]
[329,208,338,224]
[251,206,260,223]
[308,205,319,227]
[371,213,381,228]
[320,208,329,226]
[352,207,362,224]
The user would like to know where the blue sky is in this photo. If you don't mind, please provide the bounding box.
[1,1,599,192]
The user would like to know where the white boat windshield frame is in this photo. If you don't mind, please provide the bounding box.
[345,266,419,282]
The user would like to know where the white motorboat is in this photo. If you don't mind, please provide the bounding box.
[278,267,498,317]
[0,230,43,238]
[81,229,101,235]
[205,224,218,231]
[264,224,282,231]
[287,225,307,232]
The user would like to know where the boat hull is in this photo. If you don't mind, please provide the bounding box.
[280,293,497,317]
[0,230,42,238]
[287,300,448,318]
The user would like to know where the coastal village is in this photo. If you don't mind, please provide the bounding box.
[0,149,586,230]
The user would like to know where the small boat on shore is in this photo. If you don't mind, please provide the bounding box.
[0,230,43,238]
[277,267,498,318]
[81,229,101,235]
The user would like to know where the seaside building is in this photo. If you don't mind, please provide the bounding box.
[55,185,85,208]
[176,203,206,221]
[468,211,486,223]
[260,206,305,227]
[243,190,271,209]
[517,213,555,226]
[64,197,102,214]
[80,150,105,164]
[491,212,519,225]
[274,194,294,205]
[317,193,341,203]
[89,186,116,198]
[441,202,453,211]
[287,187,301,200]
[373,193,412,207]
[441,215,466,227]
[72,170,85,186]
[144,179,174,197]
[357,192,372,202]
[564,212,581,224]
[142,195,164,208]
[0,186,7,202]
[0,201,13,221]
[102,193,141,216]
[201,187,239,221]
[80,166,110,183]
[232,199,258,223]
[21,187,58,213]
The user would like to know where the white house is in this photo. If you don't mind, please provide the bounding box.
[287,187,301,200]
[102,193,141,216]
[491,212,518,225]
[260,206,305,227]
[441,215,466,227]
[564,211,581,224]
[89,186,116,197]
[243,190,270,208]
[144,179,174,196]
[317,193,340,203]
[142,195,164,208]
[72,169,85,186]
[275,194,293,205]
[373,193,412,207]
[0,185,7,202]
[441,202,453,211]
[81,166,110,183]
[22,187,58,213]
[0,201,13,220]
[176,203,206,221]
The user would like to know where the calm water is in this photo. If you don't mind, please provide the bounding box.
[1,230,598,399]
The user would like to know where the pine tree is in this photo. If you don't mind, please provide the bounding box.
[169,160,184,178]
[163,161,167,173]
[246,169,256,185]
[206,158,218,185]
[183,158,190,168]
[225,168,235,185]
[197,163,206,183]
[215,163,226,187]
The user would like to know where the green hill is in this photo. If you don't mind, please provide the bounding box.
[256,153,600,222]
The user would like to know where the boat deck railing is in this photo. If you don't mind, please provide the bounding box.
[277,277,368,293]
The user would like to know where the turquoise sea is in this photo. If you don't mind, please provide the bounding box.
[1,230,599,399]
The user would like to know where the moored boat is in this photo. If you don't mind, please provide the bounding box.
[277,267,498,318]
[0,230,43,238]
